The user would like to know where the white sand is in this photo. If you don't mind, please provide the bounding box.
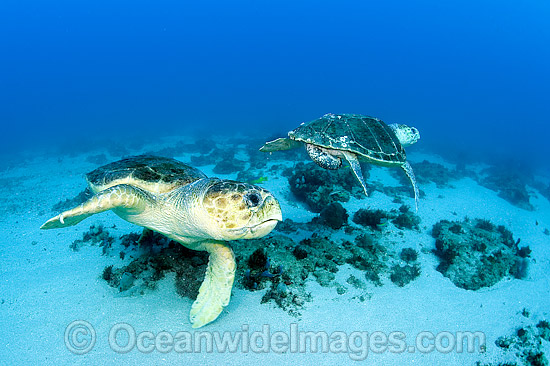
[0,141,549,365]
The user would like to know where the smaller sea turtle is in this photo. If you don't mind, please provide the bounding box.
[260,113,420,209]
[41,155,282,328]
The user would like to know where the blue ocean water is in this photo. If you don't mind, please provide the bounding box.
[1,0,549,169]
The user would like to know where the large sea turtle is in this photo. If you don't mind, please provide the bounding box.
[41,155,282,328]
[260,113,420,209]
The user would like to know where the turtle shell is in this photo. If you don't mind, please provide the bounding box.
[290,113,406,165]
[86,155,207,194]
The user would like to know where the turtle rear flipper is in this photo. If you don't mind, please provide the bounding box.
[189,242,236,328]
[40,184,152,230]
[259,138,301,152]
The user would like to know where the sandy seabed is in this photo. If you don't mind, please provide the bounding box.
[1,136,549,366]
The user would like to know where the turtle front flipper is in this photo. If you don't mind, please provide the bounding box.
[259,138,301,152]
[401,161,419,211]
[342,151,368,196]
[189,242,236,328]
[40,184,152,230]
[305,144,342,170]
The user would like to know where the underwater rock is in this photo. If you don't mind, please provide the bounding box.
[236,170,268,185]
[147,141,198,158]
[391,205,421,230]
[346,275,367,290]
[432,218,530,290]
[189,154,214,167]
[315,202,349,230]
[188,143,231,167]
[103,236,208,296]
[292,245,308,260]
[352,208,390,231]
[212,158,246,175]
[275,219,300,234]
[241,140,272,170]
[532,181,550,204]
[242,248,285,291]
[488,318,550,366]
[94,218,422,317]
[233,234,314,315]
[118,272,136,292]
[191,138,216,155]
[344,236,388,286]
[102,265,114,282]
[389,264,421,287]
[234,228,408,313]
[355,233,376,250]
[288,162,365,212]
[248,248,268,270]
[405,160,461,188]
[479,166,534,211]
[313,268,335,287]
[399,247,419,263]
[70,224,115,253]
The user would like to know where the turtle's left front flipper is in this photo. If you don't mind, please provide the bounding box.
[189,242,236,328]
[40,184,152,229]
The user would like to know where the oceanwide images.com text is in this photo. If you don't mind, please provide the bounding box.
[65,321,486,361]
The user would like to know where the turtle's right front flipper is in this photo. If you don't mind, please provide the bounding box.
[40,184,152,230]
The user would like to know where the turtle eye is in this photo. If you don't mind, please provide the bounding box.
[244,192,262,208]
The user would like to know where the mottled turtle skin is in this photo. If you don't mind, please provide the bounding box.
[41,155,282,328]
[260,113,420,209]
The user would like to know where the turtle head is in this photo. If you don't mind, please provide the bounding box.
[389,123,420,146]
[201,180,282,240]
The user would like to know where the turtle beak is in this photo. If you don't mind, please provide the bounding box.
[254,195,282,223]
[239,195,282,239]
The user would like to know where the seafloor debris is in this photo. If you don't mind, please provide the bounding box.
[432,218,530,290]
